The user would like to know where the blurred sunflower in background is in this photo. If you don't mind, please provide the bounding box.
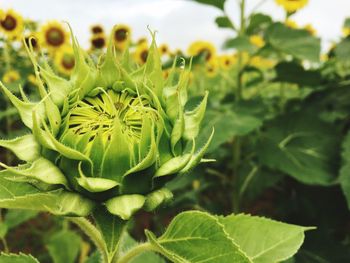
[39,21,69,51]
[90,24,104,34]
[158,43,170,57]
[206,59,218,77]
[275,0,308,12]
[133,42,149,65]
[90,33,106,49]
[0,9,24,40]
[137,37,148,45]
[113,24,131,51]
[249,35,265,48]
[285,19,298,29]
[219,55,236,70]
[2,70,20,83]
[343,26,350,37]
[304,24,316,35]
[188,41,216,63]
[54,45,75,75]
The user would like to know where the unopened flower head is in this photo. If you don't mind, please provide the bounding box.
[0,25,213,220]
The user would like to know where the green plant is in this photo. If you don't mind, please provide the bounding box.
[0,25,312,262]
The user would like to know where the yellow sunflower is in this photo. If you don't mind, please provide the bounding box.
[343,27,350,37]
[90,24,104,34]
[219,55,236,70]
[275,0,308,12]
[0,9,24,40]
[249,35,265,48]
[2,70,20,84]
[205,59,219,78]
[158,43,170,57]
[304,24,316,36]
[187,41,216,63]
[137,37,148,45]
[133,42,149,65]
[113,24,131,51]
[250,56,275,69]
[39,21,69,50]
[285,19,298,29]
[90,33,106,50]
[54,45,75,75]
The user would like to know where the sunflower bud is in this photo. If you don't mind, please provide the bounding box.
[0,26,213,219]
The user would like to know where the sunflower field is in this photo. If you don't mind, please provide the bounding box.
[0,0,350,262]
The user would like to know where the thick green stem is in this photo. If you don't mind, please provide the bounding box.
[231,0,246,214]
[117,243,155,263]
[68,217,109,263]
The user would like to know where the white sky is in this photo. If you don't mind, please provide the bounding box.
[2,0,350,52]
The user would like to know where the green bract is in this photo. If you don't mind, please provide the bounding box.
[0,27,213,219]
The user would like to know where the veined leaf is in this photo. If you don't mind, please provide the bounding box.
[0,253,39,263]
[257,112,340,185]
[145,211,251,263]
[219,214,314,263]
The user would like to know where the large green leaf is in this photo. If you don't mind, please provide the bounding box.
[0,175,95,216]
[0,253,39,263]
[198,108,262,153]
[146,211,251,263]
[190,0,226,10]
[46,230,82,263]
[266,23,321,62]
[219,214,313,263]
[257,112,340,185]
[339,131,350,209]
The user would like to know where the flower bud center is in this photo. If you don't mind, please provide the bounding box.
[67,90,152,144]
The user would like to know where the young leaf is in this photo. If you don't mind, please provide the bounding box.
[219,214,314,263]
[145,211,251,262]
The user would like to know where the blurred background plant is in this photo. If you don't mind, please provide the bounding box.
[1,0,350,262]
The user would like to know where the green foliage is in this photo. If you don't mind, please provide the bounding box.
[339,131,350,209]
[46,230,82,263]
[215,16,235,29]
[257,112,340,185]
[219,214,314,263]
[266,23,321,62]
[0,253,39,263]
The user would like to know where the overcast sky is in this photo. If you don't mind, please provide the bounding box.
[2,0,350,52]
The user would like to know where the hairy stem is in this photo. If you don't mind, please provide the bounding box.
[117,243,155,263]
[68,217,109,263]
